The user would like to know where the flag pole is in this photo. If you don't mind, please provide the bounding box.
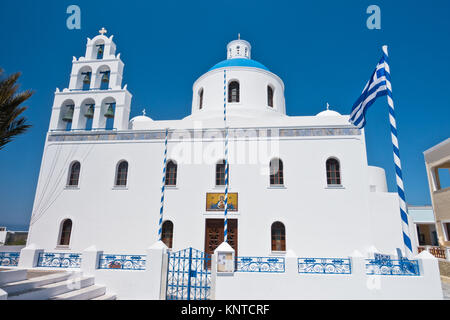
[382,45,413,258]
[223,69,229,243]
[157,128,169,241]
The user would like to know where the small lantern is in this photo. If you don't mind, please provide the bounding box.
[84,104,94,118]
[104,103,115,118]
[62,105,74,122]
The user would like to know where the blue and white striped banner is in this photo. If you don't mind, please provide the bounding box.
[349,46,412,256]
[158,128,169,241]
[223,70,229,243]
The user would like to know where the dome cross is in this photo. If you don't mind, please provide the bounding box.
[99,27,107,35]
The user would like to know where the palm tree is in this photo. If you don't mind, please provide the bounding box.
[0,68,33,150]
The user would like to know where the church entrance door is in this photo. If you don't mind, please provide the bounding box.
[204,219,238,267]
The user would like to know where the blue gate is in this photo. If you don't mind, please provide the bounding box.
[166,247,211,300]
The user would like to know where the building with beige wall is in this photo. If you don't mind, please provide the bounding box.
[424,138,450,248]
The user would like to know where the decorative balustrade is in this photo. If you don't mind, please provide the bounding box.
[298,258,352,274]
[37,252,81,268]
[365,258,420,276]
[418,246,447,259]
[0,252,20,267]
[98,254,146,270]
[236,257,285,273]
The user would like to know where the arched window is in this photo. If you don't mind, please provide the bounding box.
[216,159,229,186]
[81,71,91,91]
[270,158,284,186]
[161,221,174,249]
[267,86,274,107]
[326,158,341,185]
[165,160,177,186]
[228,81,240,103]
[115,161,128,186]
[271,222,286,251]
[59,219,73,246]
[198,88,204,109]
[97,44,105,59]
[100,71,110,90]
[68,161,81,186]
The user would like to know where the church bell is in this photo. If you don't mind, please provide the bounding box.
[83,73,91,84]
[84,104,94,118]
[62,105,74,122]
[101,72,109,83]
[104,103,115,118]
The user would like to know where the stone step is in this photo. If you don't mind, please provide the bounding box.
[0,269,27,286]
[91,293,117,300]
[8,276,93,300]
[1,271,77,295]
[51,285,105,300]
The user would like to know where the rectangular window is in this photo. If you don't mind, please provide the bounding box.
[444,223,450,241]
[216,163,228,186]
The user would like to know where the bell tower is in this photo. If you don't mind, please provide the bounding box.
[226,34,251,59]
[49,27,132,132]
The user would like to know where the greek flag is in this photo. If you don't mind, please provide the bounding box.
[349,46,413,256]
[349,50,390,129]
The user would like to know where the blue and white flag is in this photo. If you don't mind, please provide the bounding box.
[349,46,413,256]
[349,50,390,129]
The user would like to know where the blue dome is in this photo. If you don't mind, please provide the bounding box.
[209,58,269,71]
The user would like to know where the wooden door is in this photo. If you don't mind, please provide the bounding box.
[204,219,238,259]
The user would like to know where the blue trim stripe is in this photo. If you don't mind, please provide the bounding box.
[349,46,412,256]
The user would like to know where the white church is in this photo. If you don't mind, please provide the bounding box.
[4,29,443,300]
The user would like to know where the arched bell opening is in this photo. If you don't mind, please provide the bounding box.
[93,39,106,60]
[79,98,95,131]
[59,99,75,131]
[95,65,111,90]
[99,97,116,130]
[76,66,92,91]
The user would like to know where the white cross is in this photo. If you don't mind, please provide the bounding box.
[238,33,241,40]
[142,109,146,116]
[99,27,107,35]
[326,102,330,110]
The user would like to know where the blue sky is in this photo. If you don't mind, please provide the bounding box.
[0,0,449,229]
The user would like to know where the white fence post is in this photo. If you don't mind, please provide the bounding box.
[81,246,102,276]
[18,244,43,268]
[146,241,168,300]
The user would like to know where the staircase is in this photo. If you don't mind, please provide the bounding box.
[0,269,116,300]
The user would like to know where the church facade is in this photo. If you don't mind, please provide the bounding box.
[27,30,418,263]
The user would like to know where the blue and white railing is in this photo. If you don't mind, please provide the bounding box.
[0,252,20,267]
[298,258,352,274]
[236,256,285,273]
[37,252,82,268]
[365,258,420,276]
[98,254,146,270]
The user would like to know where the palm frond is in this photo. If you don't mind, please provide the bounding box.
[0,68,33,150]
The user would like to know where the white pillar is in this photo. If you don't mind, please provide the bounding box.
[72,104,86,130]
[18,244,43,268]
[416,250,443,299]
[92,104,104,130]
[81,246,102,276]
[146,241,168,300]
